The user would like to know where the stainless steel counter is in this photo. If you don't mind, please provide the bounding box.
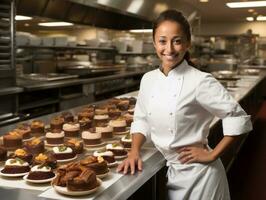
[0,70,265,200]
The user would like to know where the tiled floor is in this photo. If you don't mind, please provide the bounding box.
[228,101,266,200]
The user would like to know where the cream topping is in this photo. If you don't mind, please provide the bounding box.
[94,115,109,120]
[5,158,29,166]
[82,131,101,139]
[46,131,64,138]
[106,144,123,150]
[121,136,132,142]
[109,119,127,127]
[96,126,113,133]
[62,123,80,131]
[53,146,73,154]
[93,150,114,157]
[31,165,51,172]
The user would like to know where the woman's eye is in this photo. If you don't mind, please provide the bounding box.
[173,39,181,44]
[158,40,166,44]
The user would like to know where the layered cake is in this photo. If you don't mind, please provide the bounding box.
[45,130,65,145]
[24,137,45,155]
[60,112,74,123]
[52,146,76,160]
[1,158,30,174]
[117,99,130,111]
[65,138,83,154]
[62,122,80,137]
[95,125,113,139]
[0,146,7,162]
[77,110,94,120]
[108,108,121,119]
[121,134,132,149]
[79,117,92,131]
[14,123,32,140]
[10,148,33,164]
[81,129,102,146]
[27,164,55,180]
[93,114,109,127]
[50,116,64,131]
[33,153,57,169]
[30,120,45,136]
[95,107,109,115]
[109,118,127,134]
[80,155,109,176]
[53,162,98,191]
[93,150,115,164]
[3,131,23,150]
[106,143,128,157]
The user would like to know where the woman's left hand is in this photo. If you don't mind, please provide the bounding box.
[177,146,216,164]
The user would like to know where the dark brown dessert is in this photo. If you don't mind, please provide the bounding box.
[80,156,109,175]
[79,117,92,131]
[9,148,33,164]
[14,123,32,140]
[3,131,23,150]
[1,158,30,174]
[65,138,84,154]
[0,146,7,161]
[50,116,64,131]
[117,99,130,111]
[60,112,74,123]
[121,133,132,149]
[24,137,45,155]
[52,146,76,160]
[30,120,45,136]
[108,108,121,119]
[106,143,128,156]
[81,129,102,145]
[45,129,65,145]
[62,122,80,137]
[33,153,57,169]
[27,164,55,180]
[93,150,116,164]
[77,110,94,120]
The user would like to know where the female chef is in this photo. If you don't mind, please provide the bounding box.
[117,9,252,200]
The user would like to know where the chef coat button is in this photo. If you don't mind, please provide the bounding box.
[151,95,154,98]
[173,94,177,97]
[148,112,151,115]
[169,112,173,116]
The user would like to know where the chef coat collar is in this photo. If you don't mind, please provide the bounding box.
[158,59,188,78]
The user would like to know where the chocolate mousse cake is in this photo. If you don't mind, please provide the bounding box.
[80,155,109,176]
[117,99,130,111]
[62,122,80,137]
[10,148,33,164]
[53,162,98,191]
[109,118,127,134]
[27,164,55,180]
[24,137,45,155]
[93,114,109,127]
[1,158,30,174]
[30,120,45,136]
[0,146,7,162]
[108,108,121,119]
[3,131,23,150]
[93,150,115,164]
[81,129,102,146]
[14,123,32,140]
[33,153,57,169]
[50,116,64,131]
[95,107,109,115]
[95,125,113,139]
[45,130,65,145]
[121,133,132,149]
[79,117,92,131]
[77,110,94,120]
[65,138,84,154]
[60,111,74,123]
[52,146,76,160]
[106,143,128,157]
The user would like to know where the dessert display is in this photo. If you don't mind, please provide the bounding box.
[93,114,109,127]
[26,164,55,181]
[81,129,102,146]
[109,117,128,134]
[93,150,116,165]
[121,133,132,149]
[3,131,23,150]
[45,130,65,145]
[50,116,64,130]
[30,120,45,136]
[1,158,30,174]
[24,137,45,155]
[65,138,84,154]
[95,125,113,139]
[0,146,7,162]
[14,123,32,140]
[80,155,109,176]
[79,117,92,131]
[62,122,80,137]
[60,112,74,123]
[106,143,128,157]
[10,148,33,164]
[33,153,57,169]
[52,162,100,193]
[52,146,76,161]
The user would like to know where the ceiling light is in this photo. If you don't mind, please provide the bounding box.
[257,15,266,21]
[226,1,266,8]
[38,22,73,27]
[246,17,254,21]
[15,15,32,20]
[129,29,152,33]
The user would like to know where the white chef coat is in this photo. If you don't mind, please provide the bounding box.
[130,60,252,200]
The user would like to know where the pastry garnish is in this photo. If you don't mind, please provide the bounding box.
[37,165,49,170]
[97,156,104,163]
[15,149,27,156]
[58,146,67,152]
[30,137,41,145]
[11,157,25,164]
[35,153,48,161]
[125,133,131,140]
[112,143,120,147]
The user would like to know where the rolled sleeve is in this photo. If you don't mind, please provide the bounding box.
[222,115,253,136]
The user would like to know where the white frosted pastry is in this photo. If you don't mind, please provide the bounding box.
[31,165,51,172]
[106,143,123,150]
[52,146,73,154]
[93,150,114,157]
[62,123,80,131]
[5,158,29,166]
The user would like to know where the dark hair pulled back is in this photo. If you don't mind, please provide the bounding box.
[152,9,196,67]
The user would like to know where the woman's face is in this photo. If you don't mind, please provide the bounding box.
[153,20,190,69]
